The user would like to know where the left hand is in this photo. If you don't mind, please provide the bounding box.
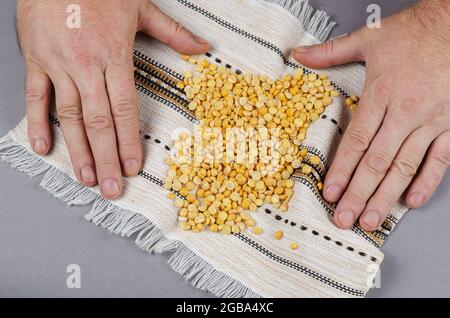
[16,0,209,199]
[292,0,450,232]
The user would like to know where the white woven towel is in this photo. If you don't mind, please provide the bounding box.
[0,0,409,297]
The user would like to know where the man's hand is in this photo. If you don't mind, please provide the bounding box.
[16,0,209,199]
[293,0,450,231]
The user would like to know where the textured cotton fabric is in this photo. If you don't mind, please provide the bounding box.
[0,0,409,297]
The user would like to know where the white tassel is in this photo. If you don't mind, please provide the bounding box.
[262,0,336,41]
[169,245,261,297]
[0,134,261,298]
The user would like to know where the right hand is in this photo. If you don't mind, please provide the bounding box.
[293,0,450,231]
[16,0,209,199]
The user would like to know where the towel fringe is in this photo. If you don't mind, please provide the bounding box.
[0,134,261,298]
[262,0,335,42]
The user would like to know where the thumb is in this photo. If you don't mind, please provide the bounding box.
[138,2,210,55]
[292,31,365,69]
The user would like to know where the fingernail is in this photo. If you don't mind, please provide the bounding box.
[337,210,354,228]
[193,35,209,45]
[33,139,47,154]
[325,184,342,202]
[102,179,120,198]
[80,165,96,184]
[409,192,425,207]
[363,210,381,229]
[293,46,312,55]
[123,159,139,176]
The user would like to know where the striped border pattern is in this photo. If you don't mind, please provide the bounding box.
[48,111,366,296]
[176,0,353,98]
[131,51,396,248]
[48,51,377,296]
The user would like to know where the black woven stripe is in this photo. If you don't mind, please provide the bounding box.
[234,233,364,296]
[137,171,184,200]
[301,161,325,181]
[138,54,332,177]
[136,170,362,295]
[136,83,198,123]
[52,48,389,247]
[177,0,352,99]
[137,171,163,186]
[387,215,399,224]
[47,112,372,294]
[299,163,321,184]
[300,145,329,169]
[293,175,334,212]
[134,57,184,94]
[50,104,389,248]
[268,209,379,263]
[371,229,389,240]
[134,50,184,80]
[135,71,189,106]
[49,114,59,126]
[50,110,385,248]
[322,114,344,135]
[292,175,382,248]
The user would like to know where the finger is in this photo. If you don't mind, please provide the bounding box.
[359,128,435,231]
[75,68,123,199]
[292,30,365,69]
[139,1,210,55]
[406,131,450,208]
[53,72,97,186]
[333,117,413,229]
[105,60,142,177]
[25,63,52,155]
[323,85,388,203]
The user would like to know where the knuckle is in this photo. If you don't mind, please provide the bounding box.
[399,96,422,114]
[171,20,184,35]
[365,151,391,175]
[167,20,185,45]
[25,88,47,105]
[85,113,114,132]
[329,164,353,182]
[431,150,450,167]
[391,157,418,179]
[94,158,118,171]
[322,40,335,63]
[82,84,105,103]
[112,101,138,122]
[424,102,447,125]
[106,44,129,64]
[375,196,393,212]
[350,31,365,59]
[69,49,94,69]
[344,192,366,210]
[69,148,91,163]
[57,103,83,123]
[344,125,371,153]
[118,141,141,158]
[364,80,391,111]
[67,46,102,72]
[373,81,390,101]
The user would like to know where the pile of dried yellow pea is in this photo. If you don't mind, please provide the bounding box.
[163,55,342,237]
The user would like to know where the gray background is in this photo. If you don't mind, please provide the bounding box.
[1,0,448,298]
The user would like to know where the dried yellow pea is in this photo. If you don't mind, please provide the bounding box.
[253,227,263,235]
[165,55,341,235]
[274,230,284,240]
